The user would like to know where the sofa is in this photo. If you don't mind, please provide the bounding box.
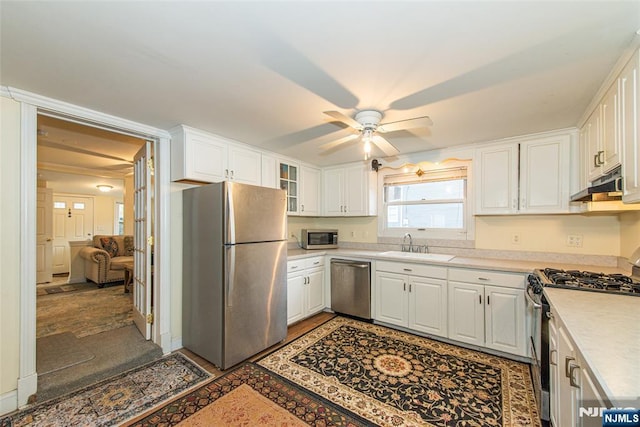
[79,235,134,286]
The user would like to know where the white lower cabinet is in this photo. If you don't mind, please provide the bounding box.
[548,308,608,427]
[287,257,325,325]
[375,261,448,338]
[448,268,527,357]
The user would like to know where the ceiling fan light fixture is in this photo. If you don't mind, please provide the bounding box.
[97,184,113,192]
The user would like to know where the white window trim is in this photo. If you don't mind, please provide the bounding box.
[377,161,475,240]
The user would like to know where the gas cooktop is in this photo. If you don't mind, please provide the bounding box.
[534,268,640,296]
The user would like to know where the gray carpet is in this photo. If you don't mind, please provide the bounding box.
[36,332,95,374]
[36,324,163,403]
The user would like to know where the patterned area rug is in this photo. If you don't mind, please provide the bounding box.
[124,363,370,427]
[1,353,210,427]
[37,283,133,338]
[258,317,540,427]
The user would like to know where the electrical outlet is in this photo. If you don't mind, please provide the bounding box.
[511,233,521,245]
[567,234,583,247]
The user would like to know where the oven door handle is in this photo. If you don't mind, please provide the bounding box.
[525,289,542,309]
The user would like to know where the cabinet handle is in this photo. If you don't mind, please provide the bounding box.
[403,268,413,272]
[478,277,489,281]
[565,356,575,378]
[593,154,600,168]
[513,199,518,210]
[340,206,343,212]
[291,266,298,269]
[520,198,526,208]
[344,205,347,212]
[301,204,304,212]
[313,261,320,265]
[479,295,482,304]
[225,169,229,178]
[487,295,490,305]
[409,284,412,292]
[597,150,605,165]
[403,283,406,291]
[230,170,234,179]
[569,365,580,388]
[550,349,557,366]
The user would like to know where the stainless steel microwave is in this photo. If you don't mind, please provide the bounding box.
[301,229,338,249]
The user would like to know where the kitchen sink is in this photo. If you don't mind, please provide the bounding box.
[378,251,454,262]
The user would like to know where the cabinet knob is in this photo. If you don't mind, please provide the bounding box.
[549,349,557,366]
[569,365,581,388]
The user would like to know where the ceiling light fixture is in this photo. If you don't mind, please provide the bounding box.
[96,184,113,192]
[362,129,373,160]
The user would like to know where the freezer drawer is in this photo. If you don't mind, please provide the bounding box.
[330,259,371,320]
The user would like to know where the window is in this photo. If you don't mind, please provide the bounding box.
[53,201,66,209]
[380,166,469,240]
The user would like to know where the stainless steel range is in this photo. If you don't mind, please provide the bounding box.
[534,267,640,295]
[526,258,640,423]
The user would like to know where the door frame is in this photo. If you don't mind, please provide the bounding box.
[4,87,172,407]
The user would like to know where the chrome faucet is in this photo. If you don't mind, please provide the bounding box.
[401,233,413,252]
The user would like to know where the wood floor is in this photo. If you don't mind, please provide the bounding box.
[177,311,336,376]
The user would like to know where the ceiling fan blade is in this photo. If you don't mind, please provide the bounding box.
[371,135,400,157]
[318,134,359,151]
[377,116,433,133]
[324,111,363,130]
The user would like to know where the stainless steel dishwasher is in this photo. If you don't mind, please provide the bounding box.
[330,259,371,320]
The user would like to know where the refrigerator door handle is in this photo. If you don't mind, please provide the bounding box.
[226,245,235,307]
[226,184,236,244]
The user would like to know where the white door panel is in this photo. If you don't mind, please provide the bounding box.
[36,188,53,283]
[52,195,93,274]
[133,141,153,340]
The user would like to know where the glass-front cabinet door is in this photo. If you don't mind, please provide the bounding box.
[279,162,298,214]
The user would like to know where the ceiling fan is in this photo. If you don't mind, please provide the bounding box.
[320,110,433,158]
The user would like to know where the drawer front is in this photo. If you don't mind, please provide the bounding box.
[307,256,325,269]
[287,259,307,273]
[377,261,447,279]
[448,268,524,289]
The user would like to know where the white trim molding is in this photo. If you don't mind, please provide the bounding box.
[3,86,173,406]
[0,390,17,416]
[18,102,38,407]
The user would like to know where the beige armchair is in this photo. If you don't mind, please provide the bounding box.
[79,235,134,287]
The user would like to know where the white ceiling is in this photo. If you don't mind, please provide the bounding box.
[2,1,640,167]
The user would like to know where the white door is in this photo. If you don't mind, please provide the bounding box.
[375,271,408,327]
[484,285,525,356]
[306,267,325,315]
[344,165,367,215]
[287,272,305,325]
[228,145,261,185]
[323,169,344,215]
[409,276,447,337]
[52,195,94,274]
[36,188,53,283]
[474,144,519,214]
[448,281,485,346]
[133,141,153,339]
[300,167,320,216]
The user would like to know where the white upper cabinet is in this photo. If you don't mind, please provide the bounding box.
[300,166,320,216]
[600,82,621,174]
[474,144,519,214]
[322,164,376,216]
[170,125,261,185]
[475,133,571,215]
[261,154,279,189]
[228,145,262,185]
[621,50,640,203]
[519,136,571,213]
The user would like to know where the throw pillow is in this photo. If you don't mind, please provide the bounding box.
[124,236,134,256]
[100,237,119,259]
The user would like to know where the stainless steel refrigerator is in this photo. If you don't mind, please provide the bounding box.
[182,181,288,370]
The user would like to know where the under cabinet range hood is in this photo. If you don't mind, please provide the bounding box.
[570,166,622,202]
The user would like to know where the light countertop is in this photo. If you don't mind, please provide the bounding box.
[287,248,628,275]
[543,288,640,405]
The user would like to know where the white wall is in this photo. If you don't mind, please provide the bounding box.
[620,211,640,259]
[0,96,21,397]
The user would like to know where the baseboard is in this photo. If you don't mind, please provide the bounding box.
[171,336,183,352]
[0,389,17,416]
[16,373,37,408]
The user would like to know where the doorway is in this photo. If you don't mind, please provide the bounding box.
[34,112,160,401]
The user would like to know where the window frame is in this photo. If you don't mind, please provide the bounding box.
[377,162,474,240]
